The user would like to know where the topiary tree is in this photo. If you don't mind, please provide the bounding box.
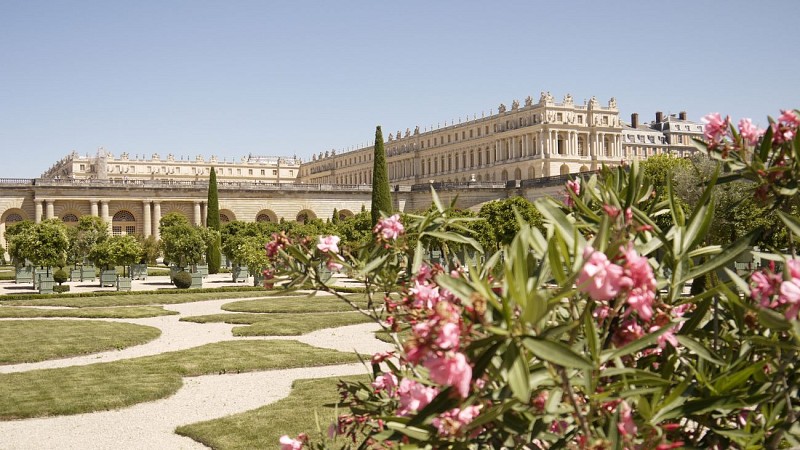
[161,222,206,270]
[206,167,222,274]
[172,270,192,289]
[68,216,109,267]
[29,219,69,276]
[476,196,545,251]
[108,235,143,277]
[52,268,68,285]
[371,125,392,226]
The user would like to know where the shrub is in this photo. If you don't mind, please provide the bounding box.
[52,268,69,285]
[172,270,192,289]
[53,285,71,293]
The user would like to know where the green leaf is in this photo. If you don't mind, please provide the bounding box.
[385,421,431,441]
[757,307,791,331]
[680,230,757,284]
[504,342,531,403]
[778,210,800,238]
[423,231,483,253]
[602,324,673,363]
[676,335,724,365]
[523,337,593,370]
[357,254,388,277]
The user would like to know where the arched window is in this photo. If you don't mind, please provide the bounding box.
[62,213,79,224]
[6,213,23,223]
[220,213,231,223]
[112,210,136,236]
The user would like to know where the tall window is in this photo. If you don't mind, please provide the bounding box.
[112,210,136,236]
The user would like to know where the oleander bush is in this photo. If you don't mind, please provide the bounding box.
[273,110,800,449]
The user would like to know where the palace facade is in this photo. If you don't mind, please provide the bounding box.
[0,91,703,255]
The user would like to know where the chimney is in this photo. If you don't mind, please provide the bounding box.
[631,113,639,128]
[655,111,663,123]
[679,111,687,120]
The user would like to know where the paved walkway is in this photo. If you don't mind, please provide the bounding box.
[0,280,392,449]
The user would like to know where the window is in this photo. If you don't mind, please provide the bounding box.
[289,170,294,176]
[80,164,85,171]
[602,116,609,125]
[261,169,265,175]
[478,128,481,137]
[228,168,232,175]
[175,167,180,174]
[248,169,253,175]
[237,169,241,175]
[578,115,583,124]
[557,113,563,122]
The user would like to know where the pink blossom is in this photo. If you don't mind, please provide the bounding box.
[787,259,800,279]
[751,270,781,306]
[317,235,340,254]
[702,113,730,144]
[620,245,657,321]
[577,247,624,301]
[650,324,678,349]
[738,118,764,145]
[397,379,439,416]
[625,208,633,225]
[372,373,399,396]
[779,279,800,320]
[434,322,461,350]
[617,401,638,437]
[602,204,620,218]
[409,281,441,309]
[279,435,304,450]
[779,109,800,127]
[432,405,482,436]
[415,264,433,283]
[326,260,343,272]
[424,352,473,398]
[564,179,580,207]
[374,214,405,241]
[772,122,796,144]
[612,318,645,348]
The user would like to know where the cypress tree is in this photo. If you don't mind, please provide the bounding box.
[206,167,222,274]
[332,208,339,224]
[371,126,392,226]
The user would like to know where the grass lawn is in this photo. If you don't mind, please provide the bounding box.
[0,340,362,420]
[180,311,374,336]
[0,320,161,365]
[0,306,177,319]
[221,294,377,314]
[176,375,369,450]
[0,291,285,308]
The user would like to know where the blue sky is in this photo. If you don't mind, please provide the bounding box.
[2,0,798,178]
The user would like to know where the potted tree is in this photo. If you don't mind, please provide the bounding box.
[89,239,117,287]
[72,216,108,282]
[238,235,271,287]
[160,214,206,289]
[109,235,142,292]
[5,220,35,284]
[28,219,69,294]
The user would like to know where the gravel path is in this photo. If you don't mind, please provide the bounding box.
[0,296,393,449]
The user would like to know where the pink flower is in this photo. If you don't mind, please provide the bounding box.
[374,214,405,240]
[432,405,482,436]
[650,324,678,349]
[424,352,473,398]
[751,270,781,306]
[577,247,625,301]
[416,264,433,283]
[317,235,340,254]
[279,435,304,450]
[620,245,657,321]
[787,259,800,279]
[779,109,800,127]
[701,113,730,144]
[612,318,644,348]
[617,401,638,437]
[409,280,441,309]
[434,322,461,350]
[397,379,438,416]
[372,373,399,396]
[779,279,800,320]
[564,179,580,207]
[326,260,343,272]
[738,118,764,145]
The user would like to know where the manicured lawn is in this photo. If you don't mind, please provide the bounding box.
[176,375,369,450]
[0,291,284,308]
[180,311,374,336]
[0,340,362,420]
[0,320,161,365]
[0,306,176,319]
[221,294,375,314]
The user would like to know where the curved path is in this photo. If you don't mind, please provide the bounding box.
[0,297,393,449]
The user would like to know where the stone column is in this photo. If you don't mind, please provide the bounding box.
[153,201,161,241]
[201,202,207,227]
[45,200,54,220]
[34,200,43,223]
[90,200,99,217]
[194,201,202,226]
[143,201,152,238]
[100,200,111,233]
[0,222,6,260]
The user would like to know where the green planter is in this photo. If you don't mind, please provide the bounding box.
[196,264,209,278]
[15,266,33,284]
[130,264,148,280]
[33,268,50,287]
[169,266,181,284]
[38,274,55,294]
[116,276,132,292]
[81,265,96,282]
[318,263,332,283]
[232,265,249,283]
[70,268,82,282]
[100,270,117,287]
[190,271,203,289]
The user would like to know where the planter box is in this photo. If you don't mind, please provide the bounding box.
[190,272,203,289]
[117,276,132,292]
[196,264,209,278]
[70,268,82,282]
[232,265,249,283]
[100,270,117,287]
[81,266,96,282]
[15,266,33,284]
[169,266,182,284]
[33,268,51,288]
[38,274,54,294]
[318,263,332,283]
[130,264,148,280]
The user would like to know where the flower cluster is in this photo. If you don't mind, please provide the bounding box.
[373,214,405,242]
[751,259,800,320]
